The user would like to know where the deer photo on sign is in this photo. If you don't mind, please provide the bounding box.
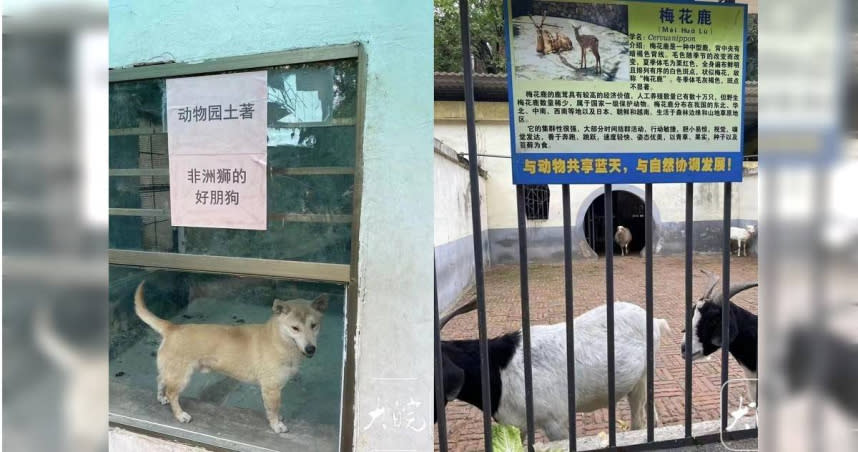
[530,13,574,55]
[511,1,630,82]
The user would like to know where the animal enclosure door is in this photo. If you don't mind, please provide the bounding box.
[584,190,646,256]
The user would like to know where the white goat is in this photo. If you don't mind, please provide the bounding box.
[730,225,756,257]
[438,300,670,440]
[614,225,632,256]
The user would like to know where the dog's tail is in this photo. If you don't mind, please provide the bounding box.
[135,282,172,335]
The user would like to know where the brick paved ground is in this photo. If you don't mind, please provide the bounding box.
[435,254,758,452]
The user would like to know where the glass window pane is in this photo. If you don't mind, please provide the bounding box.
[268,59,357,124]
[109,79,165,130]
[109,265,345,450]
[108,60,358,265]
[183,221,352,263]
[268,126,356,168]
[109,215,352,263]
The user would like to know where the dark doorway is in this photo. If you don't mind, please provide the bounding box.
[583,190,647,256]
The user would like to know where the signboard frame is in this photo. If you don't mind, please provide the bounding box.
[502,0,749,184]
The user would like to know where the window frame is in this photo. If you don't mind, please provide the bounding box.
[107,42,366,452]
[523,184,550,221]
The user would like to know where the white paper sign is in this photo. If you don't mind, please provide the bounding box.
[166,71,268,230]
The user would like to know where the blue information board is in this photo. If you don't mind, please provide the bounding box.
[503,0,748,184]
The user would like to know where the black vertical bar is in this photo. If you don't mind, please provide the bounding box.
[684,183,693,438]
[516,185,536,451]
[604,184,616,447]
[562,185,577,449]
[645,184,654,442]
[721,182,732,434]
[457,0,493,449]
[433,265,449,452]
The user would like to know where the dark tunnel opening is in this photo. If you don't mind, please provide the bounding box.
[583,190,647,256]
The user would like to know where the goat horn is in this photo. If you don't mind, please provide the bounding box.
[699,269,720,299]
[712,282,759,305]
[439,296,478,330]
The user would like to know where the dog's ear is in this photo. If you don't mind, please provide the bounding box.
[311,294,329,313]
[272,299,291,315]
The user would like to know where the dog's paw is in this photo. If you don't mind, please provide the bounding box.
[177,412,192,423]
[270,421,288,433]
[157,394,169,405]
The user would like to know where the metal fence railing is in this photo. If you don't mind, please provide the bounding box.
[434,181,758,450]
[433,1,758,451]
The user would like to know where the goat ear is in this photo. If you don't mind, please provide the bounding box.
[710,316,739,347]
[441,355,465,401]
[711,331,722,347]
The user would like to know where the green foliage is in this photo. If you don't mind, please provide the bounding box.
[491,424,524,452]
[435,0,506,74]
[746,14,758,81]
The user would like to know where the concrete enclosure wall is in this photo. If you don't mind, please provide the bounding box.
[434,140,489,312]
[434,101,759,265]
[110,2,433,451]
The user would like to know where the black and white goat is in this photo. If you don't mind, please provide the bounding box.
[681,270,758,402]
[437,298,670,440]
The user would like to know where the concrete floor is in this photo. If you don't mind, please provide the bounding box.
[109,296,344,452]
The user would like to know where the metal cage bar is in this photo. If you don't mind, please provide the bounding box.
[604,184,617,447]
[645,184,655,442]
[439,9,755,444]
[516,185,536,451]
[562,185,577,450]
[684,182,694,437]
[721,182,732,434]
[433,177,758,449]
[458,0,494,448]
[434,265,449,452]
